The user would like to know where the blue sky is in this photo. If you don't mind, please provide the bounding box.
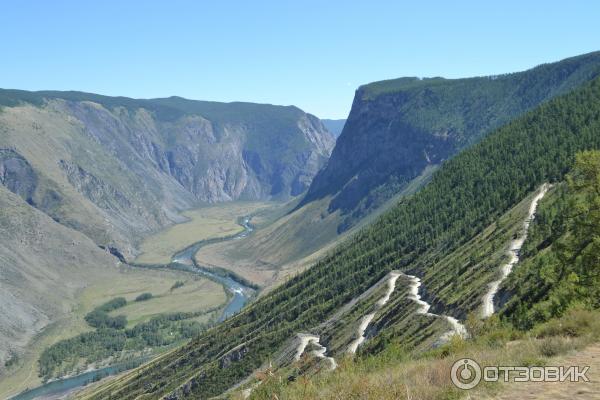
[1,1,598,118]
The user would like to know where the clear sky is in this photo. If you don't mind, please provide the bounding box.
[1,1,598,118]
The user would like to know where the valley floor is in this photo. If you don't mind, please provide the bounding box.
[0,201,279,399]
[134,202,274,265]
[0,267,225,399]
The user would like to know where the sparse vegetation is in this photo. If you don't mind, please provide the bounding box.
[134,203,273,265]
[4,352,18,369]
[246,308,600,400]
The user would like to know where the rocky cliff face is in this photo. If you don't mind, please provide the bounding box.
[0,92,335,257]
[0,149,37,204]
[302,51,600,231]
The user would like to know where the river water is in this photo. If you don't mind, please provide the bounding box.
[170,216,255,321]
[9,217,256,400]
[8,360,146,400]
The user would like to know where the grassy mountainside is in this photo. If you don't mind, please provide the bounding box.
[0,186,118,371]
[302,51,600,232]
[246,150,600,400]
[0,91,334,258]
[80,73,600,399]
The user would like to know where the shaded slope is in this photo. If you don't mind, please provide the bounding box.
[321,119,346,138]
[302,51,600,232]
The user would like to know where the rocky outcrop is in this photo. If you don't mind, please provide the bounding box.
[0,148,37,204]
[0,92,335,257]
[301,51,600,232]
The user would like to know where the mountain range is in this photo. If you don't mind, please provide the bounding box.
[73,51,600,399]
[189,51,600,292]
[0,92,335,258]
[303,51,600,231]
[0,93,334,378]
[3,51,600,400]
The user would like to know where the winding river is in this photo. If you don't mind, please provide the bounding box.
[170,216,255,322]
[9,217,256,400]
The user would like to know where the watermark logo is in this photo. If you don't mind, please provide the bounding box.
[451,358,590,390]
[451,358,482,389]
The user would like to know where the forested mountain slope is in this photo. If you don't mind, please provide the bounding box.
[247,150,600,400]
[0,91,334,257]
[191,52,600,292]
[80,73,600,400]
[302,51,600,232]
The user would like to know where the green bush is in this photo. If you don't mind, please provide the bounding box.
[85,310,127,329]
[536,337,571,357]
[96,297,127,312]
[84,298,128,329]
[135,293,153,302]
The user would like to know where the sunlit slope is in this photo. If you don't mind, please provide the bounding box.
[0,91,334,259]
[80,75,600,399]
[0,185,119,397]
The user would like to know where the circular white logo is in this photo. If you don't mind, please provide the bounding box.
[451,358,482,390]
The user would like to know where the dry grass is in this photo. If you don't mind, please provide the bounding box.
[105,275,226,326]
[194,197,345,287]
[245,338,590,400]
[135,202,272,264]
[0,266,226,398]
[243,309,600,400]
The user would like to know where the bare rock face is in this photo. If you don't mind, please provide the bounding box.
[302,51,600,232]
[0,149,37,204]
[0,91,335,257]
[56,96,335,205]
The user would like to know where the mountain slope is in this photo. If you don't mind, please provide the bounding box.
[0,91,334,258]
[191,51,600,292]
[0,185,119,374]
[247,151,600,400]
[302,51,600,232]
[79,72,600,400]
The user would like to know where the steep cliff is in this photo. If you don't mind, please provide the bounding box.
[302,51,600,231]
[0,92,334,257]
